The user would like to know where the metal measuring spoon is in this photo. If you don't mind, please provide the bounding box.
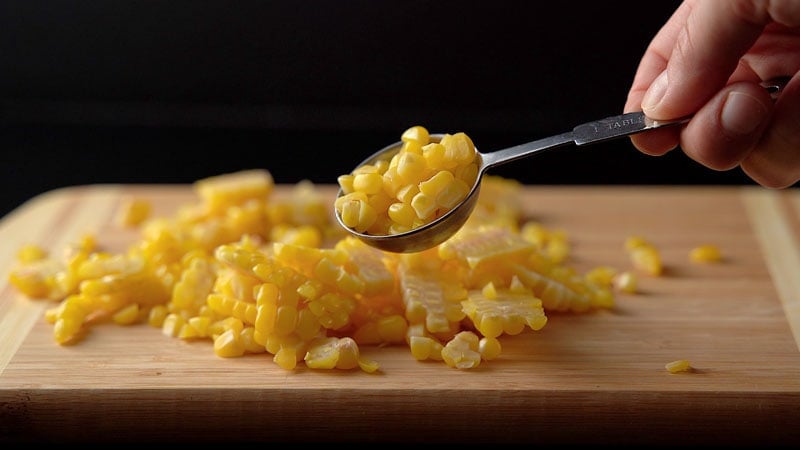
[336,77,790,253]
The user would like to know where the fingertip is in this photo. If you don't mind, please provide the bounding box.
[629,128,680,156]
[719,91,771,137]
[679,82,774,171]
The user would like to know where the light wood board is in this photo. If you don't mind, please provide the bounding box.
[1,184,800,444]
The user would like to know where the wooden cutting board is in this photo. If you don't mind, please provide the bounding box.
[2,183,800,444]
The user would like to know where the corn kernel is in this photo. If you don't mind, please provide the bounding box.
[401,125,430,145]
[690,244,722,263]
[422,143,446,169]
[665,359,692,373]
[213,329,246,358]
[441,331,482,369]
[396,152,427,184]
[17,244,48,263]
[614,271,637,293]
[479,337,502,360]
[409,336,444,361]
[353,173,383,195]
[116,198,152,227]
[387,202,416,227]
[112,304,140,325]
[410,192,437,220]
[419,170,455,198]
[337,174,355,194]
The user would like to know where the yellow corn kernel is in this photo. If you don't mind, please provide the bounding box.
[624,235,650,251]
[358,359,380,373]
[373,159,389,174]
[188,316,211,336]
[396,152,427,184]
[195,169,274,214]
[279,225,322,248]
[255,283,279,307]
[213,329,246,358]
[614,271,637,294]
[479,337,502,360]
[481,282,498,299]
[455,163,478,186]
[148,304,169,327]
[630,245,662,276]
[240,327,266,354]
[304,337,362,370]
[409,336,444,361]
[441,331,482,369]
[53,317,83,345]
[665,359,692,373]
[353,172,383,195]
[440,132,476,166]
[337,174,355,195]
[274,347,298,370]
[295,307,321,341]
[162,313,185,337]
[388,202,416,228]
[376,315,408,344]
[334,191,367,215]
[209,316,244,338]
[690,244,722,263]
[410,192,437,220]
[116,198,152,227]
[395,184,419,205]
[8,262,58,299]
[177,322,202,339]
[340,199,377,233]
[273,304,298,336]
[17,244,48,263]
[422,142,446,169]
[381,167,404,197]
[307,292,356,330]
[112,303,140,325]
[585,266,618,287]
[401,125,430,145]
[546,234,570,263]
[207,294,257,325]
[334,337,361,370]
[419,170,454,198]
[367,191,393,215]
[401,140,423,155]
[436,178,470,210]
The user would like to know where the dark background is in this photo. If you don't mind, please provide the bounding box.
[1,0,760,219]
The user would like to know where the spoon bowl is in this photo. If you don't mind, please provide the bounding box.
[335,134,484,253]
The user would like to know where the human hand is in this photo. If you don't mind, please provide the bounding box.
[624,0,800,188]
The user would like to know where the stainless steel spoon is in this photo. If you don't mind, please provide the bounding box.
[336,77,790,253]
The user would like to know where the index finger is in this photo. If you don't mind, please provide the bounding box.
[631,0,768,120]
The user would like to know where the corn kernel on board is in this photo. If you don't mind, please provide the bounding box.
[2,183,800,444]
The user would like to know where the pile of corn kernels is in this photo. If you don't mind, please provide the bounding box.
[8,126,720,372]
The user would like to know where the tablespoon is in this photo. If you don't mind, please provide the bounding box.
[336,77,790,253]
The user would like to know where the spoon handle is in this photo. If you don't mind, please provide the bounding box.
[572,111,687,146]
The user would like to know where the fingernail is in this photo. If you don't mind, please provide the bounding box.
[642,71,668,113]
[721,91,768,135]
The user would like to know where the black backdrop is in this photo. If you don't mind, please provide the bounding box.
[2,0,761,219]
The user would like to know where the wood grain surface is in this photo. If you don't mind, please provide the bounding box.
[1,184,800,444]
